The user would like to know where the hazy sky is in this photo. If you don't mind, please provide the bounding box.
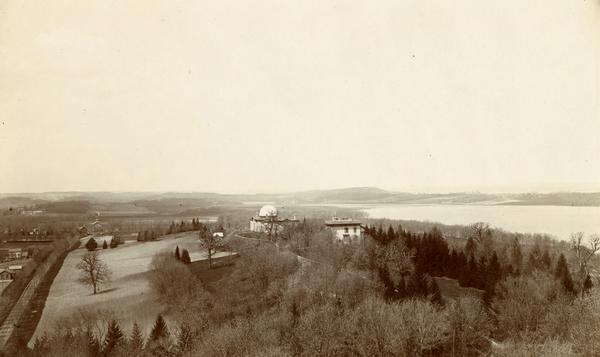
[1,0,599,194]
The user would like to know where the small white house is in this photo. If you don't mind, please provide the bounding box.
[325,217,364,244]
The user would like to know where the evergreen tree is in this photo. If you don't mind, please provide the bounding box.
[487,252,501,285]
[510,237,523,272]
[476,256,488,289]
[448,249,459,279]
[32,333,51,356]
[503,263,514,277]
[129,322,145,351]
[464,237,477,258]
[456,251,468,281]
[149,314,169,342]
[378,266,396,301]
[554,253,569,278]
[541,249,552,271]
[290,301,301,325]
[85,238,98,251]
[386,226,396,244]
[396,277,406,300]
[175,246,181,260]
[583,274,593,295]
[104,319,124,355]
[86,328,101,357]
[102,240,108,249]
[181,249,191,264]
[555,253,576,294]
[483,252,502,300]
[428,277,443,306]
[482,283,495,307]
[376,225,385,244]
[526,243,544,272]
[459,255,478,288]
[407,270,429,298]
[176,322,195,353]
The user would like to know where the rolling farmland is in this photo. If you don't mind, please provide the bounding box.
[28,231,209,345]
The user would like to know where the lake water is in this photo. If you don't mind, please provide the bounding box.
[355,204,600,241]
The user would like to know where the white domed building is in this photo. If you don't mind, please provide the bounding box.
[259,205,278,218]
[249,205,298,234]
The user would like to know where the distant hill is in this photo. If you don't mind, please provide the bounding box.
[504,192,600,207]
[1,188,599,216]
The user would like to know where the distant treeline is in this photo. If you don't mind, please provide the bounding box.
[505,192,600,207]
[38,200,91,214]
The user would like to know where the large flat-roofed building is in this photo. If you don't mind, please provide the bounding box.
[325,217,364,243]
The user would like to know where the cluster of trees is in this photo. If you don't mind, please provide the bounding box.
[173,246,191,264]
[27,314,196,357]
[135,230,159,242]
[166,218,217,235]
[365,223,594,303]
[85,237,122,251]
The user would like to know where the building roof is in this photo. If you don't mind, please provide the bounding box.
[252,217,299,223]
[258,205,278,217]
[325,217,363,227]
[1,248,22,253]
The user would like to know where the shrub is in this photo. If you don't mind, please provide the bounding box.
[181,249,191,264]
[85,238,97,251]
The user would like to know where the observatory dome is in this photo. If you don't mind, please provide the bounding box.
[258,205,278,217]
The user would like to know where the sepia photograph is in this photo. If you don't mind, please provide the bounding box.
[0,0,599,356]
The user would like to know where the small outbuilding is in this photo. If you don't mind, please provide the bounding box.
[0,269,16,281]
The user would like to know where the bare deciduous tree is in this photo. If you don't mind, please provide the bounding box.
[199,227,224,269]
[468,222,492,244]
[377,239,414,284]
[570,232,600,293]
[571,232,600,273]
[77,250,111,294]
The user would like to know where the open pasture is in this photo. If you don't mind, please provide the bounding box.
[29,231,206,344]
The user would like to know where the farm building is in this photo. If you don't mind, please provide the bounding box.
[325,217,365,244]
[0,248,24,262]
[90,219,104,234]
[78,226,89,236]
[0,268,16,281]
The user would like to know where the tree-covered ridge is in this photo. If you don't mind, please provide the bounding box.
[10,218,600,356]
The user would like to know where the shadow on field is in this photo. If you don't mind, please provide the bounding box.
[96,287,119,295]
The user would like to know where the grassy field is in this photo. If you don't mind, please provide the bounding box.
[434,276,483,300]
[29,231,208,345]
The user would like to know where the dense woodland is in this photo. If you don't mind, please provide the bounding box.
[2,215,599,356]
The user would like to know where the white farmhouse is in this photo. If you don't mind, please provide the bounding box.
[325,217,364,243]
